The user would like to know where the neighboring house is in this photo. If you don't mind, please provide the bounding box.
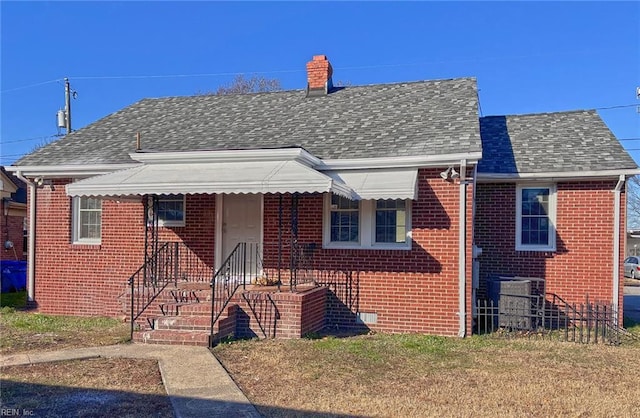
[6,55,638,344]
[626,230,640,256]
[1,167,27,261]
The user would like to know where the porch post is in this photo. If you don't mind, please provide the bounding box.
[290,192,299,291]
[278,194,283,291]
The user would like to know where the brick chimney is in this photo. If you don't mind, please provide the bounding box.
[306,55,333,97]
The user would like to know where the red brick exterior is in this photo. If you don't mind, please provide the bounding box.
[1,206,26,261]
[474,181,625,315]
[263,168,474,336]
[30,168,475,337]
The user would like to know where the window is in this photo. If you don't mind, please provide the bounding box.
[330,194,359,243]
[158,195,185,227]
[375,200,407,244]
[516,185,556,251]
[324,194,411,249]
[72,196,102,243]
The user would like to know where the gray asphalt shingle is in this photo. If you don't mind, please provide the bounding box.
[478,111,637,174]
[15,78,481,166]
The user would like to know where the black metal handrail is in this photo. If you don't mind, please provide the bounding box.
[128,242,214,339]
[210,242,246,345]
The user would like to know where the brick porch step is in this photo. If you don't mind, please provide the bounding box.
[133,329,210,346]
[159,301,211,316]
[154,315,212,331]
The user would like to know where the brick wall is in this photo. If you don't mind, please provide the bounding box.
[32,168,472,337]
[1,207,26,261]
[264,168,474,337]
[474,180,625,312]
[30,180,216,317]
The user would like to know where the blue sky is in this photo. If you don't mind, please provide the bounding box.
[1,1,639,166]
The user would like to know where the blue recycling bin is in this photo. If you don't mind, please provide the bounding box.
[1,260,27,293]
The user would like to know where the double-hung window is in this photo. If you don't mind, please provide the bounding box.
[330,195,359,243]
[157,194,186,227]
[324,194,411,249]
[375,200,407,244]
[516,185,556,251]
[72,196,102,244]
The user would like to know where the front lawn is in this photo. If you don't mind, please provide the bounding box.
[0,309,130,355]
[213,333,640,417]
[1,358,173,418]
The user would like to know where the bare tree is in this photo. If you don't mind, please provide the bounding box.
[197,74,282,96]
[628,175,640,229]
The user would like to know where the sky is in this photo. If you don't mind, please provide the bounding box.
[1,1,639,166]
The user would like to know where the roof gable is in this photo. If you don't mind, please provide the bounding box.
[478,110,637,174]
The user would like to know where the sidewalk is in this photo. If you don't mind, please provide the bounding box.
[0,343,261,418]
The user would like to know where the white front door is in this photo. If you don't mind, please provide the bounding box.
[219,194,263,278]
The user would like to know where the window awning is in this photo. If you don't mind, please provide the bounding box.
[66,160,353,198]
[323,168,418,200]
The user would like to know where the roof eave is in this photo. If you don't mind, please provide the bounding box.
[316,151,482,170]
[4,164,140,179]
[476,168,640,183]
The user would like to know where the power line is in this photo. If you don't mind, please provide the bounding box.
[0,48,616,92]
[595,104,639,111]
[1,135,59,145]
[0,78,63,94]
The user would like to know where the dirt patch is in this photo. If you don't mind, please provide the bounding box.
[1,358,173,417]
[213,334,640,417]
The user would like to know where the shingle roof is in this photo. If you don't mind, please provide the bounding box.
[478,110,637,174]
[15,78,481,166]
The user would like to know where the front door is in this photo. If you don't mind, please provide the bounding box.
[220,194,263,279]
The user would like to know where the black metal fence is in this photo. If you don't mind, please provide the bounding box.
[475,293,623,344]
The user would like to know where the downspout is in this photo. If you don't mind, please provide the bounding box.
[14,171,36,303]
[458,159,467,337]
[613,174,625,324]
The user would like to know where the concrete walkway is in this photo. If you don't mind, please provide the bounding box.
[0,344,261,418]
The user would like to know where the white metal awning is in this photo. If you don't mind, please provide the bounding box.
[323,168,418,200]
[66,160,353,198]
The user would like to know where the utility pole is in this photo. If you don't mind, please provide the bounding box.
[64,78,72,133]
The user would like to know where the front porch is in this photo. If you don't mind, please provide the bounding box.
[125,241,348,346]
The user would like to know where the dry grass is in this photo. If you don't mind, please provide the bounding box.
[213,334,640,417]
[1,358,173,417]
[0,309,130,355]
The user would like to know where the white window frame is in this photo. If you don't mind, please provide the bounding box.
[72,196,102,244]
[157,194,186,227]
[515,184,557,252]
[323,194,412,250]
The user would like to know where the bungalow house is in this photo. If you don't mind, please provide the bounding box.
[6,55,638,345]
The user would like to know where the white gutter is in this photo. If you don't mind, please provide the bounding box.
[5,164,138,178]
[458,159,467,338]
[477,169,640,183]
[14,171,35,303]
[613,174,625,324]
[317,152,482,170]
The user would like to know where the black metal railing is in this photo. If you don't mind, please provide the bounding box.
[475,293,623,344]
[210,242,247,346]
[128,242,214,339]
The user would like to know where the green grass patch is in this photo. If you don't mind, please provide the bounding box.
[0,311,130,355]
[1,312,121,333]
[0,291,26,308]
